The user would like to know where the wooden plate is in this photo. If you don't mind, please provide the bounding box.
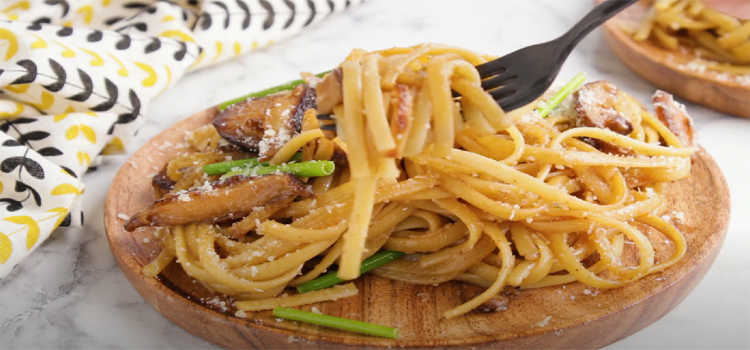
[598,0,750,118]
[104,107,730,349]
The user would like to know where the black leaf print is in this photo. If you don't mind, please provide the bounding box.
[117,22,148,32]
[116,35,132,50]
[174,42,187,61]
[110,89,141,132]
[28,186,42,206]
[199,12,212,30]
[30,17,51,28]
[59,212,72,227]
[304,0,317,27]
[44,0,70,16]
[17,131,50,144]
[260,0,274,30]
[1,157,45,179]
[90,78,118,111]
[346,0,351,7]
[123,1,149,8]
[2,139,22,147]
[211,1,230,29]
[11,60,38,85]
[0,198,23,212]
[105,16,124,26]
[283,0,295,29]
[56,26,73,37]
[61,165,77,178]
[44,59,67,92]
[145,37,161,53]
[14,180,26,192]
[80,211,84,225]
[188,0,199,6]
[327,0,335,13]
[0,118,36,133]
[87,30,103,42]
[68,69,93,102]
[237,0,251,29]
[182,9,189,21]
[37,147,63,156]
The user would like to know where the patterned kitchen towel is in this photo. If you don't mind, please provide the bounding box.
[0,0,361,278]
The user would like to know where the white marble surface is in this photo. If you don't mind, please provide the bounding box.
[2,0,749,349]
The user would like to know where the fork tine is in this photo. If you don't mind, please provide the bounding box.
[481,73,518,91]
[476,60,506,78]
[489,85,517,101]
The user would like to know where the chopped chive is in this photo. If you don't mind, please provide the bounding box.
[218,70,332,110]
[536,72,586,118]
[297,250,405,294]
[202,152,303,175]
[221,160,335,179]
[273,307,399,339]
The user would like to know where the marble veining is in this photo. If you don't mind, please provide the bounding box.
[1,0,748,349]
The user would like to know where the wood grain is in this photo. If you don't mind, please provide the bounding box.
[104,107,730,349]
[598,0,750,118]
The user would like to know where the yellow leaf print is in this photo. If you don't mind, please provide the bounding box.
[47,207,69,229]
[102,136,124,155]
[77,151,91,166]
[0,179,3,193]
[80,47,104,66]
[107,53,128,77]
[76,5,93,24]
[162,15,175,22]
[31,91,55,111]
[30,33,47,49]
[0,29,18,61]
[4,216,40,250]
[102,0,111,6]
[0,232,11,264]
[211,42,223,63]
[66,125,79,140]
[1,1,29,13]
[55,41,76,58]
[234,41,242,56]
[134,62,157,87]
[0,102,24,119]
[51,183,81,195]
[5,83,29,94]
[158,30,195,43]
[252,41,259,49]
[80,124,96,143]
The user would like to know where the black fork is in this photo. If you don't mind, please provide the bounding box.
[317,0,638,135]
[479,0,638,111]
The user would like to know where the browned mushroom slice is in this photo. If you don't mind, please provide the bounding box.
[151,167,175,198]
[653,91,695,147]
[574,81,635,135]
[315,67,343,115]
[124,174,312,231]
[213,84,316,160]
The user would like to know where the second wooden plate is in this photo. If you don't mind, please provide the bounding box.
[598,0,750,118]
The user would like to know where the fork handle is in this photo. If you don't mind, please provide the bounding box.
[557,0,639,56]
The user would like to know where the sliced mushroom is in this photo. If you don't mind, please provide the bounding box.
[124,174,313,231]
[151,167,175,198]
[652,90,694,147]
[574,81,635,135]
[315,68,343,115]
[213,84,316,160]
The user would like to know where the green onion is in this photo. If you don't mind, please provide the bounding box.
[273,307,399,339]
[218,70,332,110]
[536,72,586,118]
[221,160,335,179]
[202,152,303,175]
[297,250,405,293]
